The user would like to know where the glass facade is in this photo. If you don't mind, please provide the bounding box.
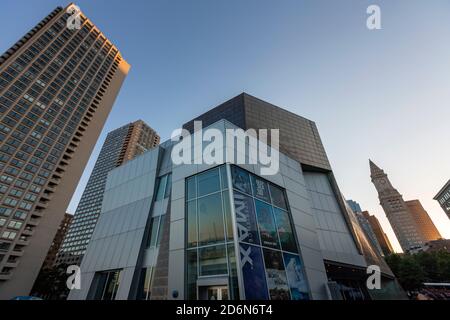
[185,164,309,300]
[185,166,238,300]
[230,165,309,300]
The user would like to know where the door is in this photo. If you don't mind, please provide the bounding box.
[206,286,229,300]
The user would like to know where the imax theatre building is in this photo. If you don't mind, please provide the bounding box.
[69,94,405,300]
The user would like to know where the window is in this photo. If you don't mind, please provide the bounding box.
[186,177,196,200]
[198,193,225,245]
[137,267,154,300]
[2,231,17,240]
[199,245,228,276]
[147,215,164,248]
[187,200,197,248]
[155,174,171,201]
[255,200,279,249]
[197,168,220,196]
[231,166,251,195]
[185,165,238,300]
[230,165,309,300]
[90,270,121,300]
[0,207,12,217]
[8,221,22,230]
[3,197,18,207]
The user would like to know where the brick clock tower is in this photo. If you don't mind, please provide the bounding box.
[369,160,424,252]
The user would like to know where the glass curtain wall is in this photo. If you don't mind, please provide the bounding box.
[230,165,310,300]
[186,165,310,300]
[185,165,239,300]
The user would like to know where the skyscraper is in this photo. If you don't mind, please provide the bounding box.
[346,200,385,256]
[433,179,450,219]
[0,4,129,298]
[370,160,440,252]
[347,200,362,213]
[362,211,394,256]
[56,120,159,266]
[405,200,441,241]
[42,212,72,269]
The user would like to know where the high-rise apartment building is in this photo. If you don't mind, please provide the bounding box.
[69,94,405,301]
[362,211,394,256]
[370,161,440,252]
[57,120,159,266]
[0,4,129,298]
[434,179,450,219]
[42,213,72,269]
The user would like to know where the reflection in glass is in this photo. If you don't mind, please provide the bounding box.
[148,216,160,248]
[187,200,197,248]
[164,173,172,198]
[138,267,154,300]
[227,244,239,300]
[222,191,233,241]
[231,166,252,194]
[199,245,228,276]
[263,249,290,300]
[283,253,309,300]
[251,175,271,203]
[255,200,279,249]
[198,193,225,245]
[187,250,197,300]
[233,191,260,245]
[94,270,121,300]
[274,208,298,253]
[197,168,220,196]
[220,166,228,190]
[155,175,167,201]
[157,215,165,245]
[187,176,196,200]
[269,184,288,210]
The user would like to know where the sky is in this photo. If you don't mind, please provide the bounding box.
[1,0,450,253]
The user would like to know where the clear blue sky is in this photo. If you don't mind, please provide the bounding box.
[1,0,450,252]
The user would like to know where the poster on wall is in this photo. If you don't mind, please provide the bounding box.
[233,191,260,245]
[263,249,291,300]
[251,175,271,202]
[231,166,252,194]
[240,243,269,300]
[274,207,298,253]
[255,200,280,249]
[283,252,310,300]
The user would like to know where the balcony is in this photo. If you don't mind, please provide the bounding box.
[4,261,18,268]
[31,210,44,218]
[9,249,24,257]
[27,218,39,226]
[16,239,30,246]
[22,228,34,236]
[0,272,12,281]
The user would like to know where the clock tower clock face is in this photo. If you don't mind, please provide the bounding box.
[376,177,390,192]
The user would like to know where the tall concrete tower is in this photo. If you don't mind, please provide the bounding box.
[370,160,426,252]
[0,3,129,298]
